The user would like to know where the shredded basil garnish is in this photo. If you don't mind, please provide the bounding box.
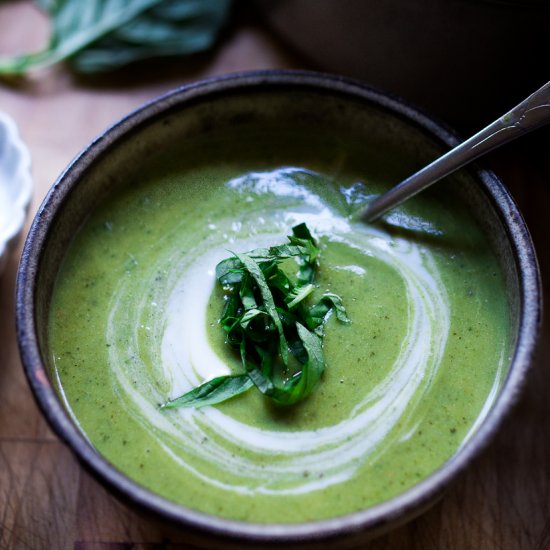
[161,223,350,409]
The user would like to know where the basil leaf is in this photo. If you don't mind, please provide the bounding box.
[243,342,277,395]
[235,252,289,366]
[245,323,324,406]
[249,244,307,261]
[71,0,232,73]
[308,292,352,333]
[239,272,258,311]
[220,292,242,335]
[34,0,55,12]
[160,374,253,409]
[216,256,243,286]
[0,0,232,75]
[290,222,320,264]
[1,0,163,74]
[291,222,314,242]
[322,292,352,324]
[286,322,325,402]
[240,307,262,326]
[263,266,292,296]
[286,283,315,309]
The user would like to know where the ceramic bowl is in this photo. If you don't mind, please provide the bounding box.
[16,72,540,549]
[0,112,32,274]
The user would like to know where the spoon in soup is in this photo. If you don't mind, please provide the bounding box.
[360,80,550,223]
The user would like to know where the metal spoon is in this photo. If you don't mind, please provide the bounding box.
[360,81,550,223]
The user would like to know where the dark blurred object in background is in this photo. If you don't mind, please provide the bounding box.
[253,0,549,133]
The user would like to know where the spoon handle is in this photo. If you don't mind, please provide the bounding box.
[361,81,550,223]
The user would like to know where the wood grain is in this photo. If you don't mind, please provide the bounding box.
[1,2,549,549]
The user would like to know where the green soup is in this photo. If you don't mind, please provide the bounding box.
[49,128,510,523]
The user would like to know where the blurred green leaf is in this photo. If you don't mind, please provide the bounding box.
[0,0,232,75]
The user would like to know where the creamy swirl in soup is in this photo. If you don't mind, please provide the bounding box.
[49,129,510,522]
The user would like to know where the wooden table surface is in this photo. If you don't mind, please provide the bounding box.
[1,3,549,549]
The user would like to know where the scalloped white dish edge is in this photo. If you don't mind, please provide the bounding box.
[0,112,32,274]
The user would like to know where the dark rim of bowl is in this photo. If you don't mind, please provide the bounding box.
[16,70,542,547]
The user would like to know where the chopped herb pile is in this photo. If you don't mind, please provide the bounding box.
[161,223,350,410]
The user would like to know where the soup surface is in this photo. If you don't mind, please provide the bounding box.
[49,127,510,522]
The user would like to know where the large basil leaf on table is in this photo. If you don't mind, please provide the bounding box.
[0,0,232,75]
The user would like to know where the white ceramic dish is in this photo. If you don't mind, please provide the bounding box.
[0,112,32,274]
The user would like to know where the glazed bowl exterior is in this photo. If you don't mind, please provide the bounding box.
[16,71,541,549]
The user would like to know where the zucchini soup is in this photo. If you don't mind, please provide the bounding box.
[48,124,510,524]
